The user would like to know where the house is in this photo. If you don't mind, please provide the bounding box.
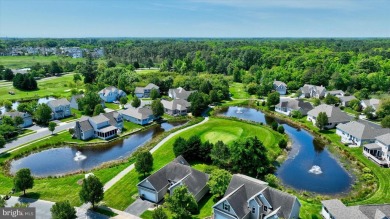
[363,133,390,167]
[134,83,159,98]
[47,98,71,120]
[326,90,345,97]
[336,120,390,146]
[74,112,123,140]
[168,87,195,100]
[213,174,300,219]
[1,111,33,128]
[307,104,351,129]
[339,95,357,107]
[70,94,84,110]
[321,199,390,219]
[120,106,154,125]
[275,99,313,116]
[98,86,127,103]
[361,99,381,111]
[273,81,287,95]
[137,156,209,203]
[299,84,327,98]
[161,99,191,116]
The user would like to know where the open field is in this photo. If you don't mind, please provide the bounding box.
[103,117,283,214]
[229,82,254,99]
[0,56,84,69]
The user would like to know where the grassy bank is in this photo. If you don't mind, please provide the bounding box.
[0,56,84,69]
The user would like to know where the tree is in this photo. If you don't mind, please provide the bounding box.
[49,61,63,74]
[381,115,390,128]
[378,99,390,118]
[135,151,153,177]
[316,112,329,130]
[313,98,321,106]
[277,125,285,134]
[3,100,12,111]
[3,68,14,81]
[80,53,97,84]
[267,92,280,108]
[363,106,376,120]
[348,99,361,112]
[78,91,102,116]
[278,139,287,149]
[0,135,5,148]
[0,197,5,207]
[208,169,232,199]
[210,141,230,168]
[13,116,24,129]
[209,90,219,103]
[230,137,271,177]
[188,92,209,117]
[165,186,198,219]
[173,137,188,157]
[93,104,105,116]
[107,60,116,68]
[13,73,37,90]
[79,175,104,209]
[131,96,141,108]
[324,95,340,105]
[50,200,77,219]
[14,168,34,196]
[147,59,154,69]
[48,122,57,134]
[34,103,52,125]
[265,174,280,188]
[150,88,160,100]
[271,121,278,130]
[151,99,164,118]
[119,96,128,105]
[291,110,303,119]
[152,207,168,219]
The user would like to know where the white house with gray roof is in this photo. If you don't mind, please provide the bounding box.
[70,94,84,110]
[213,174,300,219]
[168,87,195,100]
[321,199,390,219]
[275,99,313,116]
[134,83,159,98]
[299,84,327,99]
[137,156,209,203]
[336,121,390,146]
[98,86,126,103]
[363,133,390,167]
[47,98,71,120]
[1,111,33,128]
[339,95,357,107]
[119,106,154,125]
[361,99,381,111]
[273,81,287,95]
[161,99,191,116]
[326,90,345,97]
[74,111,123,140]
[307,104,351,129]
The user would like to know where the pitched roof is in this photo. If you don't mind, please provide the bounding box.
[275,99,313,112]
[145,83,159,90]
[161,99,191,111]
[71,94,84,101]
[361,99,381,109]
[308,104,351,123]
[339,95,357,103]
[89,114,109,124]
[376,133,390,146]
[169,87,195,100]
[220,174,298,219]
[99,86,126,97]
[103,111,122,127]
[273,80,287,88]
[336,121,390,140]
[321,199,369,219]
[3,111,30,118]
[47,98,70,108]
[120,106,153,120]
[327,90,344,95]
[300,84,326,95]
[358,204,390,219]
[76,118,94,132]
[139,156,209,197]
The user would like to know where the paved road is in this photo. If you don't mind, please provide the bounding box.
[0,121,75,154]
[103,117,210,192]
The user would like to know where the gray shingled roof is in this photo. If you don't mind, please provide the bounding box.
[358,204,390,219]
[364,143,382,150]
[336,121,390,140]
[273,80,287,88]
[3,111,30,118]
[169,87,195,100]
[376,133,390,146]
[99,86,126,97]
[134,87,145,94]
[308,104,351,123]
[321,200,369,219]
[275,99,313,113]
[361,99,380,110]
[77,119,94,132]
[47,98,70,108]
[161,99,191,111]
[71,94,84,101]
[300,84,326,95]
[89,114,109,124]
[103,111,122,127]
[120,106,153,120]
[339,95,357,103]
[327,90,344,95]
[145,83,159,90]
[221,174,298,219]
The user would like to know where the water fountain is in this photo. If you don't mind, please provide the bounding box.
[236,107,243,114]
[308,165,322,174]
[74,151,87,161]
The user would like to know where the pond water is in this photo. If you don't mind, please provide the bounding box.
[0,97,56,114]
[10,122,184,177]
[220,106,352,195]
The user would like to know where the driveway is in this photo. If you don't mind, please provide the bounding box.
[125,198,154,216]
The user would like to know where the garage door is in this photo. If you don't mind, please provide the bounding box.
[139,188,157,203]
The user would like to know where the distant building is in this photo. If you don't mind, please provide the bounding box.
[363,133,390,167]
[321,199,390,219]
[98,86,127,103]
[70,94,84,110]
[161,99,191,116]
[307,104,351,129]
[275,99,313,116]
[213,174,301,219]
[361,99,381,111]
[339,95,357,107]
[299,84,327,99]
[273,80,287,95]
[134,83,159,98]
[120,106,154,125]
[1,111,33,128]
[168,87,195,100]
[326,90,345,97]
[47,98,71,120]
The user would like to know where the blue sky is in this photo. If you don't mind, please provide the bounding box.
[1,0,389,38]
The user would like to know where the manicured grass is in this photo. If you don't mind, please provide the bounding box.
[104,118,283,212]
[122,121,142,134]
[0,73,82,101]
[105,103,121,110]
[135,69,160,75]
[0,56,84,69]
[229,82,253,99]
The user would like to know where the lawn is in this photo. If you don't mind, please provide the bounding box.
[103,118,283,212]
[0,73,82,101]
[105,103,121,110]
[0,56,84,69]
[229,82,253,99]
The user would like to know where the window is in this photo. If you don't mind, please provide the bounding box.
[252,207,255,214]
[223,203,230,211]
[264,206,268,212]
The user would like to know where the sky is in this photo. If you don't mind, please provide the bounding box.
[0,0,389,38]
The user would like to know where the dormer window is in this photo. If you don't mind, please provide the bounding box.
[223,203,230,211]
[264,206,268,212]
[252,207,255,214]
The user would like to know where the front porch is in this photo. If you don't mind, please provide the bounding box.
[363,144,389,167]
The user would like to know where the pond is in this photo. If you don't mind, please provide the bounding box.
[220,106,352,195]
[10,122,184,177]
[0,97,56,114]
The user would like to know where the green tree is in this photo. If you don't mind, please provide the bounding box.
[381,115,390,128]
[3,100,12,111]
[150,89,160,100]
[152,207,168,219]
[173,137,188,157]
[79,91,102,116]
[316,112,329,130]
[50,200,77,219]
[151,99,164,118]
[135,151,153,177]
[131,96,141,108]
[291,110,303,119]
[14,116,24,129]
[363,106,376,120]
[93,104,105,116]
[73,73,82,84]
[210,141,230,168]
[14,168,34,196]
[48,122,57,134]
[209,90,219,103]
[208,169,232,199]
[267,92,280,107]
[0,197,5,207]
[165,186,198,219]
[0,135,5,148]
[277,125,285,134]
[265,174,280,188]
[34,104,52,125]
[80,53,97,84]
[278,139,287,149]
[324,95,340,105]
[119,96,128,105]
[271,121,278,130]
[3,68,14,81]
[79,175,104,209]
[313,98,321,106]
[378,99,390,118]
